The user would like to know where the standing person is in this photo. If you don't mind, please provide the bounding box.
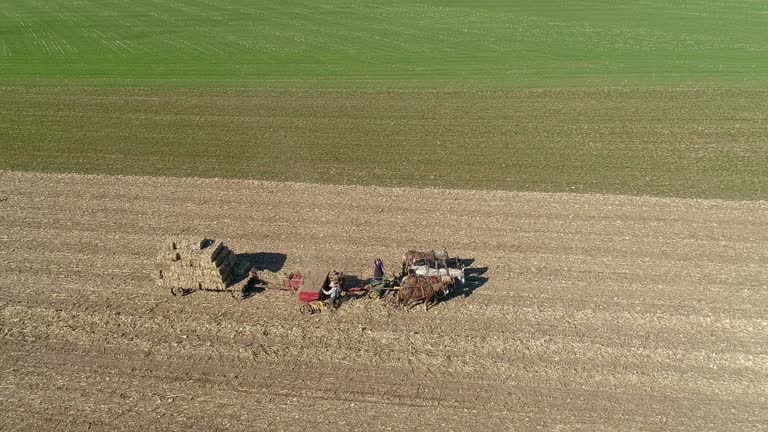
[372,258,385,285]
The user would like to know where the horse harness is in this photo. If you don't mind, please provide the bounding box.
[415,277,444,301]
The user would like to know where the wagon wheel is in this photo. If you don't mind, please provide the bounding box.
[368,289,380,300]
[299,304,315,315]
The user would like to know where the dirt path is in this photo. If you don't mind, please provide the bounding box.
[1,171,767,431]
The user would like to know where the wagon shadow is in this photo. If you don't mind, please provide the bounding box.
[236,252,287,272]
[445,266,488,301]
[240,279,265,299]
[231,252,288,297]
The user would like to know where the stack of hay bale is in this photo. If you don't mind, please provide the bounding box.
[155,238,239,291]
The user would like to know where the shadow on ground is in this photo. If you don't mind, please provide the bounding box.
[457,258,475,268]
[234,252,287,299]
[236,252,287,272]
[445,266,488,301]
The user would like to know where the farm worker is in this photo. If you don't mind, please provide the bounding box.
[323,280,342,308]
[372,258,385,286]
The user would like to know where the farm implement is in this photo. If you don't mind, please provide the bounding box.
[248,267,401,314]
[157,239,467,314]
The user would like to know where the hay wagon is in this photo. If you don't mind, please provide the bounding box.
[295,268,344,314]
[297,270,403,313]
[248,267,344,314]
[155,238,246,297]
[244,260,406,314]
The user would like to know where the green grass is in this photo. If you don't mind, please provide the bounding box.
[1,1,767,200]
[0,0,766,88]
[2,87,766,200]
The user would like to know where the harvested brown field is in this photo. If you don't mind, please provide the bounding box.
[1,171,767,431]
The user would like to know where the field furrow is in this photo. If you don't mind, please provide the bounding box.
[1,171,767,430]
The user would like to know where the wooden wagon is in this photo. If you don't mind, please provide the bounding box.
[156,238,246,297]
[247,266,344,313]
[346,274,401,299]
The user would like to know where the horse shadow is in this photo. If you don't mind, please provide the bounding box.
[445,266,488,301]
[457,258,475,268]
[233,252,288,299]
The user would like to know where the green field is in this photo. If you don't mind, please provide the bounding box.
[1,1,767,199]
[3,87,766,199]
[1,0,766,88]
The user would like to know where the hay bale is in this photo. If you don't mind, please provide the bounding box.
[154,238,240,292]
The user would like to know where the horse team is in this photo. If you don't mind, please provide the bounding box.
[396,249,465,311]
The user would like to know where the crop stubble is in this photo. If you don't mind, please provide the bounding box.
[1,171,767,430]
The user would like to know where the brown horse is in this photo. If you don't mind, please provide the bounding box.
[401,249,448,273]
[397,274,453,311]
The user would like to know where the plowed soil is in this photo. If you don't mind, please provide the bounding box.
[1,171,767,431]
